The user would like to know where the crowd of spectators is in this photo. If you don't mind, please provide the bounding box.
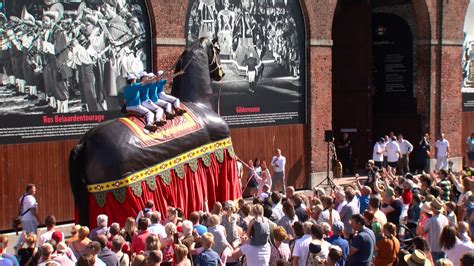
[3,158,474,265]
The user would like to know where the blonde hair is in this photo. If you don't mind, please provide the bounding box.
[25,233,37,246]
[165,222,177,237]
[145,234,160,251]
[209,214,221,227]
[273,226,288,242]
[252,204,264,217]
[78,226,90,240]
[71,224,81,235]
[175,244,189,263]
[435,258,454,266]
[201,233,214,249]
[0,235,8,248]
[123,217,137,234]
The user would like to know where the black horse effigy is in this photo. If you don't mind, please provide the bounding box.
[69,38,241,226]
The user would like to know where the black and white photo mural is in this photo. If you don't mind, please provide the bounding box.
[463,0,474,112]
[0,0,152,143]
[186,0,306,128]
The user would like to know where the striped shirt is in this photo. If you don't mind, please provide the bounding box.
[437,178,452,201]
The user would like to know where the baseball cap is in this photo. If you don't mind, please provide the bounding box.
[127,73,137,80]
[51,230,63,242]
[138,71,148,79]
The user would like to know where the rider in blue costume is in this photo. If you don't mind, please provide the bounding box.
[123,73,158,132]
[139,72,167,126]
[147,70,186,119]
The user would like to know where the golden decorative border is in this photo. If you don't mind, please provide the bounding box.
[87,137,233,193]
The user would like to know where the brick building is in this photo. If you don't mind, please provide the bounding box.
[148,0,471,186]
[0,0,472,231]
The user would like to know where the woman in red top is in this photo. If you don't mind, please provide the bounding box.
[401,180,414,221]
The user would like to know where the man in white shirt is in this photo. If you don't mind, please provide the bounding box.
[385,137,401,171]
[436,133,450,171]
[397,134,413,175]
[271,148,286,194]
[292,222,312,266]
[39,215,65,245]
[271,192,285,221]
[318,196,341,225]
[372,138,385,168]
[16,184,39,249]
[147,211,166,239]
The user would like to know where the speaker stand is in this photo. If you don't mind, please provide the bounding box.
[316,140,338,192]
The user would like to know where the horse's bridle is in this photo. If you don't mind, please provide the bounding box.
[209,43,224,80]
[171,39,223,80]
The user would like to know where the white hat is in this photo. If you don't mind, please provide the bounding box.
[127,73,137,80]
[138,71,148,79]
[147,72,156,78]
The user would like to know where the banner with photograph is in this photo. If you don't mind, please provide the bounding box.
[0,0,151,144]
[186,0,306,128]
[463,0,474,112]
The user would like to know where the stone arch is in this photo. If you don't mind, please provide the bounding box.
[411,0,431,134]
[329,0,433,167]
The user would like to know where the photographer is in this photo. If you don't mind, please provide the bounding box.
[414,133,431,174]
[364,160,378,191]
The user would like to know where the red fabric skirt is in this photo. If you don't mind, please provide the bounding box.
[87,151,241,226]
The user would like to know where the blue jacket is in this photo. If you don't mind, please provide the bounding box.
[124,83,141,107]
[148,80,167,103]
[139,83,153,102]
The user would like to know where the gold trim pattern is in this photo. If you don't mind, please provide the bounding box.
[87,137,233,193]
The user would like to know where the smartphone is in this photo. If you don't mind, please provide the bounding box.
[174,233,179,244]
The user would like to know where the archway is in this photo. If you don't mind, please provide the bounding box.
[332,0,427,172]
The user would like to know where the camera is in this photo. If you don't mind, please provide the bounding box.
[448,160,454,173]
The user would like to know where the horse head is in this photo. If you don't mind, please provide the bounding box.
[208,38,225,82]
[171,37,224,109]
